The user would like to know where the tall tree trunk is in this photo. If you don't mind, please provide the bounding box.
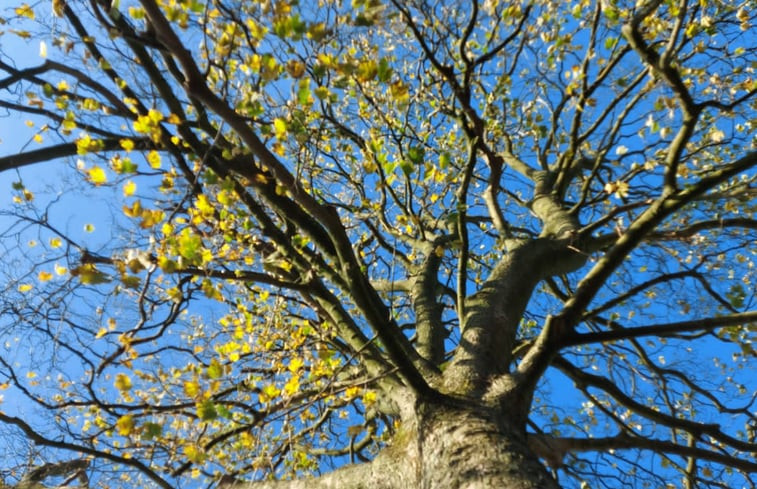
[225,399,559,489]
[413,401,560,489]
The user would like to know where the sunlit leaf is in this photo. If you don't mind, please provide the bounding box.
[87,166,107,185]
[146,150,161,169]
[115,415,135,436]
[38,271,53,282]
[114,373,132,392]
[123,180,137,196]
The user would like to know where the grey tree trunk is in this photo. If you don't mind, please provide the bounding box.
[413,402,560,489]
[225,399,559,489]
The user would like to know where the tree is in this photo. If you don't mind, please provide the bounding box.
[1,0,756,487]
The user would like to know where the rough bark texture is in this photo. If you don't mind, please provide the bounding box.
[227,399,559,489]
[415,403,560,489]
[443,237,585,397]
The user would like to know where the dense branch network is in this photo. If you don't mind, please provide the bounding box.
[0,0,756,488]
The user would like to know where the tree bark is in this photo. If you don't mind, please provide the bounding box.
[414,402,560,489]
[225,400,559,489]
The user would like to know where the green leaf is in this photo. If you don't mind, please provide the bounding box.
[143,422,163,440]
[216,404,232,419]
[407,146,425,165]
[198,400,218,421]
[377,58,392,83]
[726,284,745,309]
[604,7,619,23]
[207,358,223,379]
[297,80,311,106]
[177,229,202,263]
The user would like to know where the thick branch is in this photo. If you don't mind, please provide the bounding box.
[18,459,89,489]
[219,452,410,489]
[528,432,757,473]
[563,150,757,329]
[0,138,149,173]
[444,238,584,397]
[553,357,757,453]
[563,310,757,347]
[138,0,435,397]
[412,249,446,366]
[0,413,172,489]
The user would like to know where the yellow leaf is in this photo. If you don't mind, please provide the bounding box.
[127,6,144,19]
[390,80,410,103]
[123,200,142,218]
[116,415,135,436]
[114,373,132,391]
[38,271,53,282]
[50,237,63,248]
[71,264,110,284]
[146,150,161,169]
[76,133,106,155]
[184,444,205,463]
[123,180,137,196]
[54,264,68,276]
[120,138,135,151]
[18,284,33,293]
[362,390,377,405]
[95,328,107,339]
[217,190,233,205]
[184,380,201,397]
[283,376,300,396]
[16,4,35,19]
[140,209,164,229]
[288,357,303,373]
[195,194,214,217]
[260,384,280,402]
[273,118,287,139]
[604,180,630,199]
[88,166,107,185]
[84,223,95,232]
[286,60,306,78]
[52,0,65,17]
[147,108,163,123]
[158,256,178,274]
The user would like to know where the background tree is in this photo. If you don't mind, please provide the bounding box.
[1,0,757,488]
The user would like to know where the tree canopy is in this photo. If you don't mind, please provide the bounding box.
[1,0,756,488]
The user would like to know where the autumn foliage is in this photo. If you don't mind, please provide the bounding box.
[1,1,757,488]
